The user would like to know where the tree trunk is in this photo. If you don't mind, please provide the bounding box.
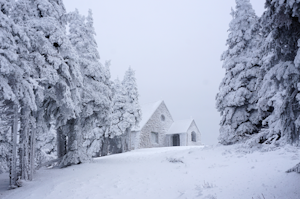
[57,127,67,158]
[19,107,30,181]
[128,127,131,152]
[10,104,18,187]
[29,127,35,181]
[101,137,109,156]
[59,118,88,167]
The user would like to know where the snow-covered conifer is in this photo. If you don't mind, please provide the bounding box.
[110,79,129,138]
[254,0,300,146]
[12,0,84,167]
[122,67,142,130]
[0,0,39,185]
[110,68,141,138]
[103,78,129,155]
[103,68,141,154]
[0,1,19,181]
[68,9,112,158]
[216,0,261,145]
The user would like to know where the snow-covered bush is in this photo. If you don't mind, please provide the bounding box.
[167,157,184,163]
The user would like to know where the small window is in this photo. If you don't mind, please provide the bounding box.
[151,132,159,144]
[161,115,165,121]
[191,131,196,142]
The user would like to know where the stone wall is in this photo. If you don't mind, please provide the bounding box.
[138,102,173,149]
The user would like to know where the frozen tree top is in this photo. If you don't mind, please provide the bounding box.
[132,100,163,131]
[167,119,194,134]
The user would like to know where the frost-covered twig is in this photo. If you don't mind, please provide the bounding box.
[286,162,300,173]
[167,157,184,163]
[202,181,216,189]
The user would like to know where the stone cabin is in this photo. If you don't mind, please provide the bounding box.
[131,100,201,149]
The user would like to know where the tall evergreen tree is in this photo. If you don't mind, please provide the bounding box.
[102,68,141,155]
[68,9,112,158]
[122,67,142,130]
[255,0,300,146]
[216,0,261,145]
[0,0,38,186]
[110,68,141,138]
[256,0,300,173]
[13,0,83,167]
[110,78,129,138]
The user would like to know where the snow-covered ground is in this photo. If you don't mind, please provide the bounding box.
[1,145,299,199]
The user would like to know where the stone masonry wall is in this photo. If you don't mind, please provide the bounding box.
[138,102,173,149]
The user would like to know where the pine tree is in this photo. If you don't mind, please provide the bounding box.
[122,67,142,131]
[110,78,129,138]
[13,0,84,168]
[68,9,112,158]
[0,0,38,186]
[110,68,141,139]
[255,0,300,146]
[0,0,19,185]
[104,68,141,154]
[216,0,261,145]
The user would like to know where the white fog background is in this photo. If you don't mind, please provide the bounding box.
[63,0,265,144]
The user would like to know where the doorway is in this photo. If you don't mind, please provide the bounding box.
[172,134,180,146]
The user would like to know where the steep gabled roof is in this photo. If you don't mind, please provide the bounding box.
[132,100,163,131]
[166,118,194,134]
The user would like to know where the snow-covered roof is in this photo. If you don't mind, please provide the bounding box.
[166,118,194,134]
[132,100,163,131]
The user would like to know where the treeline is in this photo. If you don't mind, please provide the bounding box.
[217,0,300,148]
[0,0,141,188]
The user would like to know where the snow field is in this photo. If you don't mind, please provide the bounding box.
[1,145,299,199]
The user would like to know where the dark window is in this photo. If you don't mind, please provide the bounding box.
[173,134,180,146]
[161,115,165,121]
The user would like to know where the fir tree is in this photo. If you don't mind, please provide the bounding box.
[122,67,142,130]
[0,0,38,186]
[104,68,141,154]
[13,0,83,167]
[68,9,112,158]
[255,0,300,146]
[216,0,261,145]
[110,68,141,139]
[110,78,129,138]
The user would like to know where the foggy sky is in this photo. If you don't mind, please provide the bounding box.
[63,0,265,145]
